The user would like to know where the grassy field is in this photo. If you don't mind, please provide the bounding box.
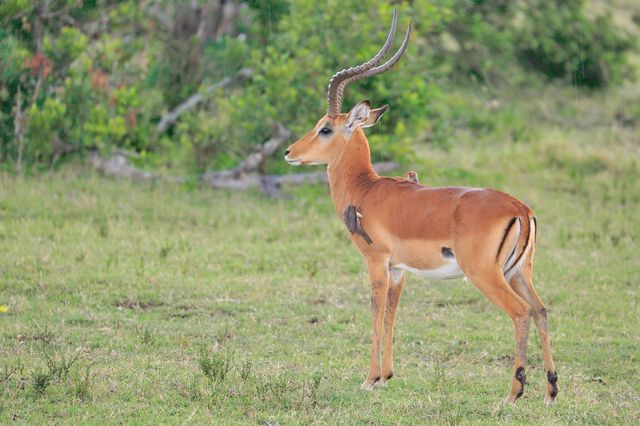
[1,83,640,424]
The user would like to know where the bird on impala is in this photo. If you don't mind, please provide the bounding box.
[404,170,419,184]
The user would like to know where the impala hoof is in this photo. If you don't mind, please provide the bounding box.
[545,370,558,406]
[374,371,392,388]
[360,381,374,391]
[360,377,379,391]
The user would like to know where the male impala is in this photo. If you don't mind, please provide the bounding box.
[284,12,558,405]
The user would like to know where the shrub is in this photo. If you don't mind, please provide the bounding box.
[0,0,635,170]
[514,0,633,87]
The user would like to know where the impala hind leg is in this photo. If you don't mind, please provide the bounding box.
[509,269,558,405]
[466,269,532,404]
[361,257,390,391]
[377,268,405,387]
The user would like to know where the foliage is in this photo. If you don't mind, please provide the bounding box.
[428,0,519,83]
[429,0,634,87]
[515,0,634,87]
[0,0,636,171]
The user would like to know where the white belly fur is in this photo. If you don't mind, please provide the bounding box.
[392,258,464,280]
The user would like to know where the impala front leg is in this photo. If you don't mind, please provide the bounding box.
[361,257,390,391]
[378,268,405,386]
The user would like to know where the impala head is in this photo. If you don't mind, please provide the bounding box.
[284,11,411,166]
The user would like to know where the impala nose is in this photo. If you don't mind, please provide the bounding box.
[284,149,291,156]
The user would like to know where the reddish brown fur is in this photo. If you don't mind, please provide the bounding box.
[285,109,557,404]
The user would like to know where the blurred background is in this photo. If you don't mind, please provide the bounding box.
[1,0,638,177]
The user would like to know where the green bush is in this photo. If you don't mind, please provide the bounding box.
[25,97,67,162]
[429,0,633,87]
[429,0,519,83]
[0,0,635,171]
[515,0,633,87]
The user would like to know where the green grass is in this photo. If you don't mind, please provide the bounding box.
[1,85,640,424]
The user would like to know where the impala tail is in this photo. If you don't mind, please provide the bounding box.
[498,215,536,282]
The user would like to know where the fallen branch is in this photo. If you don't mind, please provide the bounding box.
[91,151,398,196]
[261,161,400,188]
[90,151,184,183]
[203,160,399,197]
[201,122,291,186]
[156,68,252,134]
[90,121,399,197]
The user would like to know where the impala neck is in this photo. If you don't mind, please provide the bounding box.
[327,128,379,215]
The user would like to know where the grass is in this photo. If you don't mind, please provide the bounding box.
[1,84,639,424]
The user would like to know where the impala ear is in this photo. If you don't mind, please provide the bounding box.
[362,105,388,128]
[346,101,388,132]
[346,100,372,132]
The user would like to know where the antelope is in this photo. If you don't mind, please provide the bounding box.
[284,11,558,405]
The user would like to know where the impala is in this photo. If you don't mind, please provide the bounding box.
[284,12,558,405]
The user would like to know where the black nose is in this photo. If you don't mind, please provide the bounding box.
[284,149,290,156]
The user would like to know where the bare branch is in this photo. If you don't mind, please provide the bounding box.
[237,122,291,173]
[261,161,400,188]
[204,160,400,197]
[155,68,252,134]
[201,121,291,185]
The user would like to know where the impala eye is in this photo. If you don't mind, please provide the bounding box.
[319,127,332,136]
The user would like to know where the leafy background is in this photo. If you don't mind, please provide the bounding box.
[0,0,636,173]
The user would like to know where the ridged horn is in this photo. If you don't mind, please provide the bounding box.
[326,10,400,118]
[334,21,411,109]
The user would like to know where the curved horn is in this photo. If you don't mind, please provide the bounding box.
[326,11,398,118]
[334,21,411,107]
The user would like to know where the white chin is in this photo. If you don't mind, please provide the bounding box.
[286,160,302,166]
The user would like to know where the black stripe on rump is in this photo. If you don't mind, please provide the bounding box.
[495,217,517,263]
[532,217,538,243]
[505,215,531,276]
